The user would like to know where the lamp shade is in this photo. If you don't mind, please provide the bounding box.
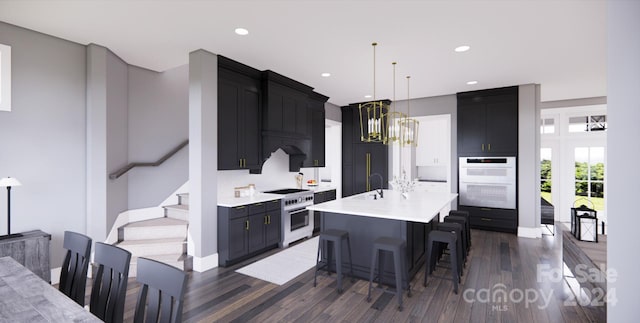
[0,177,21,187]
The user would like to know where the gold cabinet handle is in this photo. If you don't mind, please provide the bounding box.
[239,159,243,167]
[235,206,245,210]
[264,215,268,224]
[268,215,271,224]
[481,217,492,221]
[366,153,371,191]
[488,144,491,151]
[482,144,485,151]
[245,220,249,230]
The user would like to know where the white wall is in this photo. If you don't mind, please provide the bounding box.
[517,84,540,237]
[608,1,640,319]
[188,49,218,271]
[0,22,87,267]
[127,64,189,209]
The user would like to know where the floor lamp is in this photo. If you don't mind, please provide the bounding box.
[0,177,22,240]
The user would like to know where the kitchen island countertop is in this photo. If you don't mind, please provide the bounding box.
[307,190,457,223]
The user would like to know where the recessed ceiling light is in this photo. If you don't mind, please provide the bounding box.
[455,45,470,52]
[321,73,331,77]
[467,80,478,85]
[364,95,372,99]
[235,28,249,36]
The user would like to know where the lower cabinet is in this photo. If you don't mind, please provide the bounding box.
[313,189,337,233]
[218,199,282,267]
[459,206,517,233]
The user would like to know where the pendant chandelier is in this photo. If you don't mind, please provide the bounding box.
[400,76,419,147]
[359,43,389,143]
[385,62,407,144]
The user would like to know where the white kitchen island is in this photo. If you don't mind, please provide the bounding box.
[307,190,458,283]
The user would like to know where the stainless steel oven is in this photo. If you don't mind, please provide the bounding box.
[289,206,310,231]
[459,157,516,209]
[262,188,314,248]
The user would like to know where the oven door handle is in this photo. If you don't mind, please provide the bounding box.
[288,207,311,214]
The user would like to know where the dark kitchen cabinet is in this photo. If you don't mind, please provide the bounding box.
[218,57,262,170]
[353,143,388,194]
[313,189,337,233]
[341,104,388,197]
[263,71,313,138]
[264,199,282,247]
[305,92,329,167]
[218,199,282,267]
[459,205,517,234]
[457,86,518,157]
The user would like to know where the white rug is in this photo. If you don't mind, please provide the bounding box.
[236,237,319,285]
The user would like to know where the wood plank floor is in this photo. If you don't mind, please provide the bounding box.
[102,227,603,322]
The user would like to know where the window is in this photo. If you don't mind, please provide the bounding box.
[0,43,11,112]
[568,114,607,133]
[540,118,555,134]
[540,148,552,202]
[574,147,605,211]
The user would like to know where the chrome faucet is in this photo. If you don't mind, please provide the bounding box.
[369,173,384,198]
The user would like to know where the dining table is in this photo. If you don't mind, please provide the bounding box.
[0,256,102,322]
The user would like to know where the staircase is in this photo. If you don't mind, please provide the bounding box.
[115,193,192,276]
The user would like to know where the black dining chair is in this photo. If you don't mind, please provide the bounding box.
[90,242,132,323]
[59,231,92,306]
[134,257,188,323]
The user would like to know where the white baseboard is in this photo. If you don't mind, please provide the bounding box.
[50,267,61,285]
[192,253,218,272]
[518,226,542,239]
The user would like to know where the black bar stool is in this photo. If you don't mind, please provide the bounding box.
[367,237,411,311]
[445,215,470,253]
[449,210,471,247]
[435,222,465,277]
[314,229,354,294]
[425,230,459,294]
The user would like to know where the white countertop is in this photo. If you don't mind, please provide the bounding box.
[307,190,457,223]
[303,185,337,193]
[217,193,283,207]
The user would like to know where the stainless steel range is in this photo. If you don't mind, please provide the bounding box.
[262,188,314,247]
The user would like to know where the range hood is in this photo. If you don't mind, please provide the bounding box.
[262,134,310,172]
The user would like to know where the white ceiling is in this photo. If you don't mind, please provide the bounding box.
[0,0,606,106]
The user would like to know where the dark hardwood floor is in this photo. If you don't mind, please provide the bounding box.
[106,227,603,322]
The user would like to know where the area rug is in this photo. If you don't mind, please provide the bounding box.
[236,237,319,285]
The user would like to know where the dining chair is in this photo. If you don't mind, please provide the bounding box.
[90,242,132,323]
[134,257,188,323]
[59,231,92,306]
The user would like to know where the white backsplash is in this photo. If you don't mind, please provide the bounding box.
[217,149,317,196]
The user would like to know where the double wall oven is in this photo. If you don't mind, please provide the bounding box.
[458,157,516,209]
[262,188,314,247]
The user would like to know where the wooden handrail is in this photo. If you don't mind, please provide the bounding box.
[109,140,189,179]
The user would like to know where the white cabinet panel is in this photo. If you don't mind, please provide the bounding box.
[416,115,450,167]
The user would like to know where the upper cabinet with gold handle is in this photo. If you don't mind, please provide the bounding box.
[457,86,518,157]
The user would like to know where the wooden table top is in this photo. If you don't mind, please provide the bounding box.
[0,256,101,322]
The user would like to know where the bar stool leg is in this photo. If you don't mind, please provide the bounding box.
[424,239,433,287]
[326,240,333,276]
[367,248,378,302]
[392,249,404,311]
[314,236,321,287]
[336,240,343,294]
[451,241,459,294]
[401,248,411,298]
[346,235,355,283]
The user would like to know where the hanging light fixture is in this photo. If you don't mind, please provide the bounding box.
[359,43,390,143]
[385,62,406,144]
[400,76,419,147]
